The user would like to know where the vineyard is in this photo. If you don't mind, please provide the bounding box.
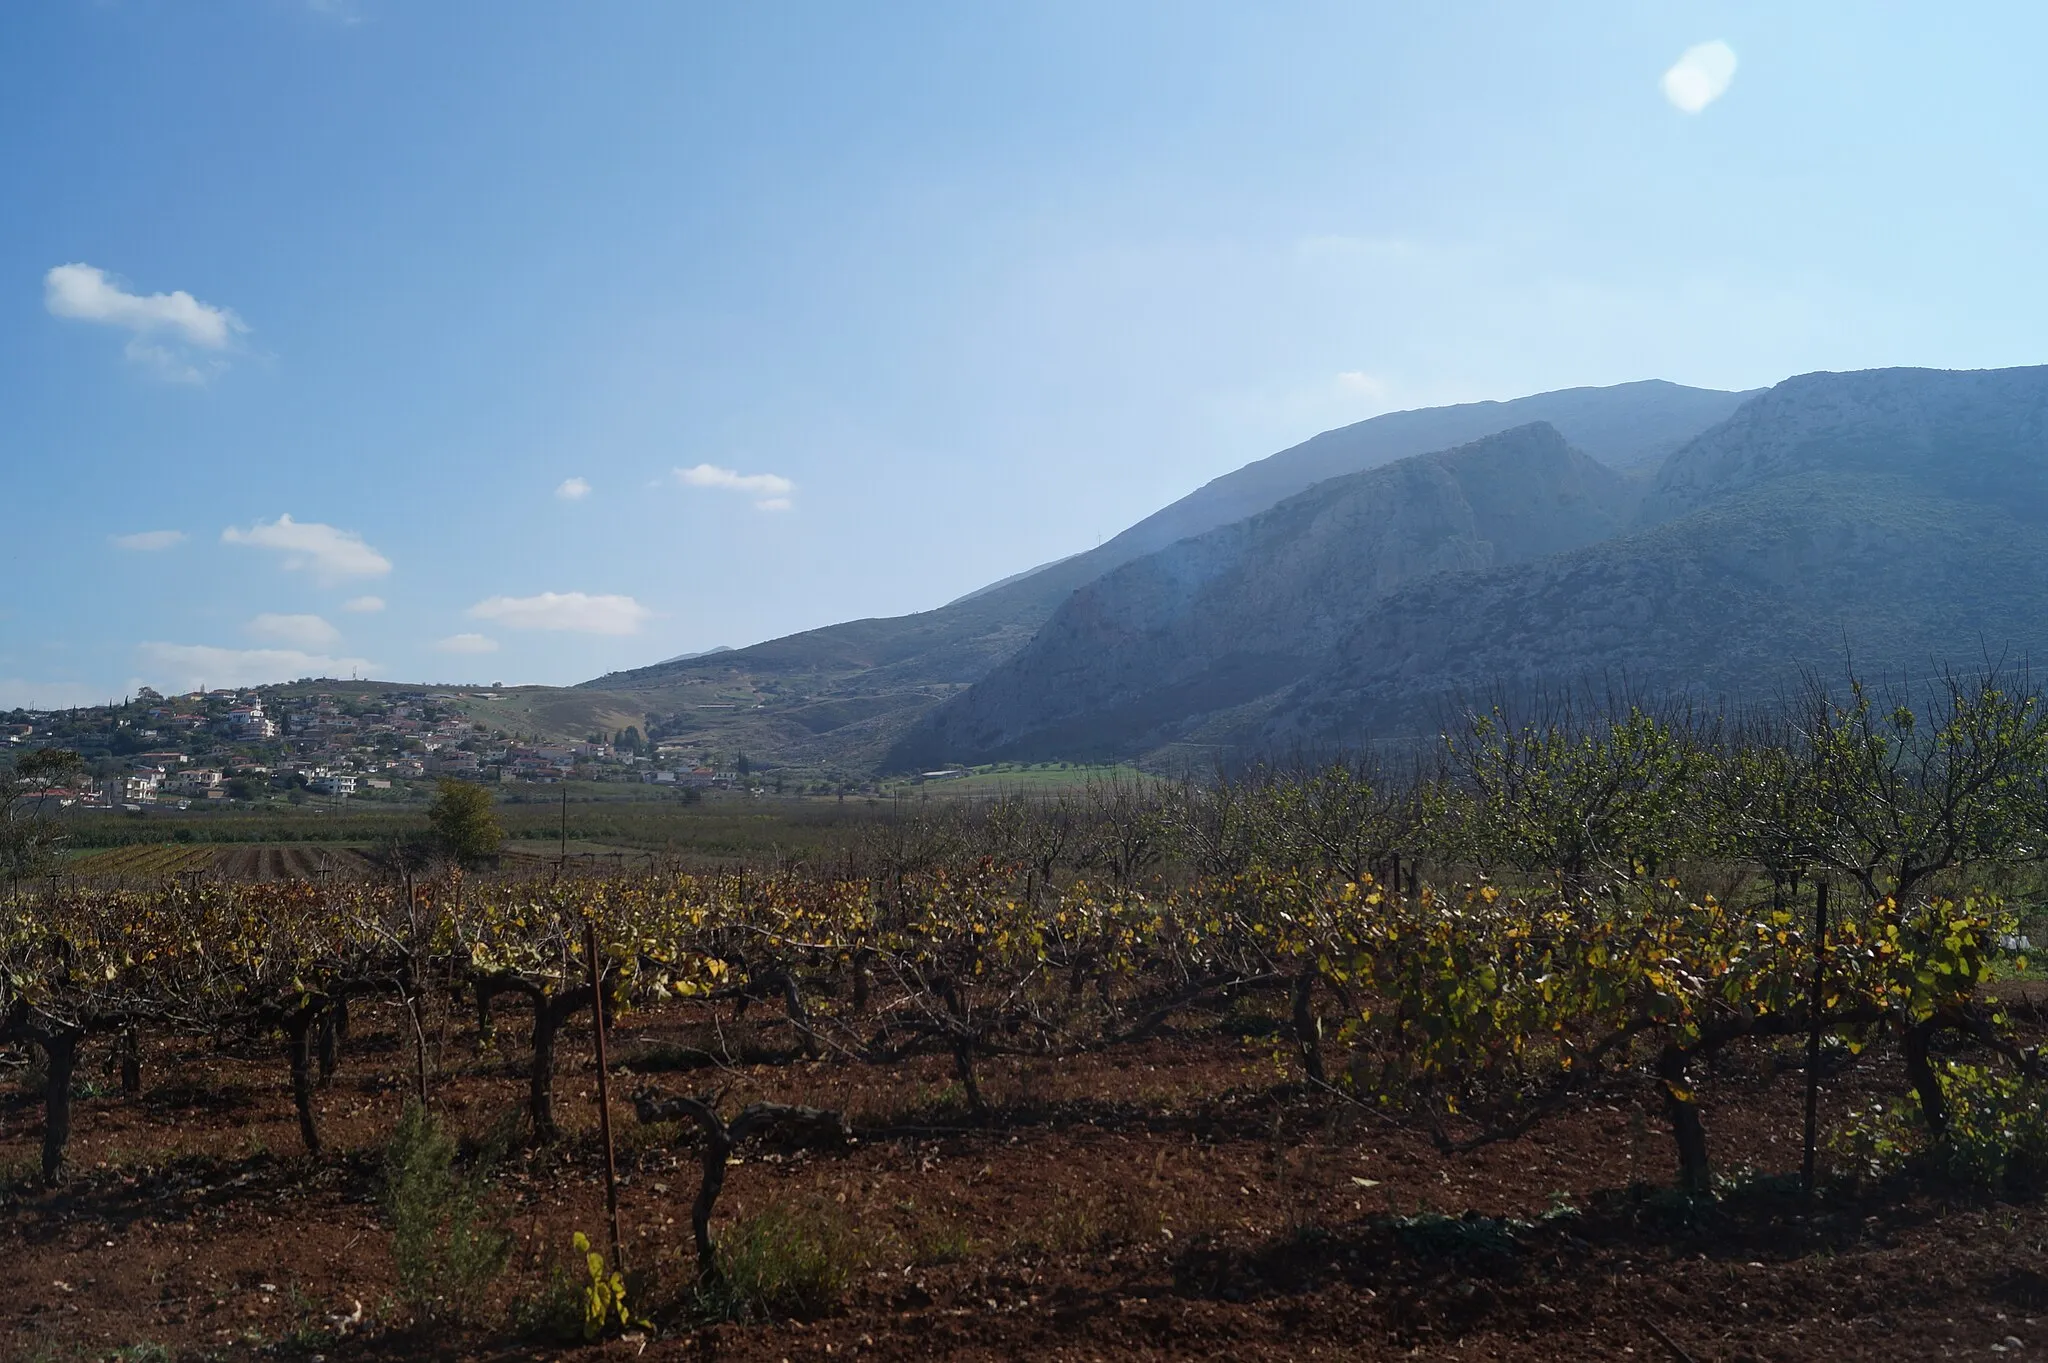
[67,843,376,882]
[3,672,2048,1360]
[66,841,651,884]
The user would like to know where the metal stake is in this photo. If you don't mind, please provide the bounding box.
[586,918,624,1269]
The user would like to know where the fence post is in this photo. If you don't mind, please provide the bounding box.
[1802,877,1830,1194]
[586,918,624,1269]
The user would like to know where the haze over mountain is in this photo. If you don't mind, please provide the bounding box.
[895,364,2048,769]
[580,380,1749,768]
[897,423,1635,762]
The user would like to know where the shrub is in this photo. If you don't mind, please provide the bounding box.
[1831,1066,2048,1196]
[1930,1065,2048,1196]
[382,1101,511,1324]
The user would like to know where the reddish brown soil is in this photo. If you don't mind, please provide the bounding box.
[2,993,2043,1362]
[205,846,377,881]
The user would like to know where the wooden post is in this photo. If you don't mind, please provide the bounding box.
[586,918,624,1270]
[1802,877,1829,1194]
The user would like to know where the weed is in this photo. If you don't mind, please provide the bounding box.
[518,1231,644,1342]
[613,1116,687,1160]
[382,1099,512,1324]
[1013,1187,1161,1257]
[696,1198,855,1322]
[1831,1069,2048,1196]
[274,1284,340,1353]
[908,1218,974,1266]
[1636,1183,1719,1230]
[1388,1211,1526,1261]
[1929,1066,2048,1195]
[111,1347,173,1363]
[848,1079,971,1130]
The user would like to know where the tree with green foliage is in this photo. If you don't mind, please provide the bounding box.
[1443,699,1715,889]
[1,748,84,883]
[428,778,503,868]
[1795,668,2048,902]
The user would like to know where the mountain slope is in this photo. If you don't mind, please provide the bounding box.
[580,381,1747,769]
[1230,467,2048,755]
[902,364,2048,769]
[893,423,1635,763]
[1097,379,1751,568]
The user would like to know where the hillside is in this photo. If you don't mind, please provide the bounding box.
[901,365,2048,769]
[1092,378,1750,567]
[580,380,1747,771]
[893,423,1635,762]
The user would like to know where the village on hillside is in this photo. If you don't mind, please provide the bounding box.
[2,685,745,812]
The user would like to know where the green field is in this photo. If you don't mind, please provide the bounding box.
[44,767,1166,881]
[878,762,1151,798]
[55,786,893,867]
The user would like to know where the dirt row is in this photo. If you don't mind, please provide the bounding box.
[0,992,2039,1361]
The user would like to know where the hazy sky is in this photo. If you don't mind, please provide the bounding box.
[5,2,2045,705]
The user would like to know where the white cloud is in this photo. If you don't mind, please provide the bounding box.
[138,643,377,691]
[674,462,797,510]
[341,595,385,613]
[45,264,247,381]
[221,514,392,585]
[45,264,241,348]
[467,591,651,635]
[1662,40,1738,114]
[556,477,592,501]
[1335,371,1389,399]
[246,613,342,650]
[111,529,186,552]
[435,632,500,654]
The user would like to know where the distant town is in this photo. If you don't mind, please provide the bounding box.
[2,684,757,813]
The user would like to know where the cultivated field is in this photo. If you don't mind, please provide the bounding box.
[4,983,2043,1362]
[6,679,2048,1360]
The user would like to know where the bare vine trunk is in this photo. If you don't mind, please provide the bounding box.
[527,989,592,1141]
[1291,968,1325,1086]
[119,1026,141,1098]
[283,1010,321,1155]
[1657,1045,1711,1193]
[1903,1017,1948,1139]
[40,1031,78,1187]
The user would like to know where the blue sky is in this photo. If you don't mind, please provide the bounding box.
[4,2,2045,705]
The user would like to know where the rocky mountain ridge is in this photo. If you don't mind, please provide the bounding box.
[896,364,2048,769]
[579,380,1749,771]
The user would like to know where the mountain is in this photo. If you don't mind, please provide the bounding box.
[1092,379,1751,568]
[580,380,1749,770]
[895,423,1635,762]
[897,365,2048,769]
[653,645,734,666]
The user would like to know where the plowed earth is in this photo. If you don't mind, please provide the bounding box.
[69,846,381,883]
[2,988,2044,1362]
